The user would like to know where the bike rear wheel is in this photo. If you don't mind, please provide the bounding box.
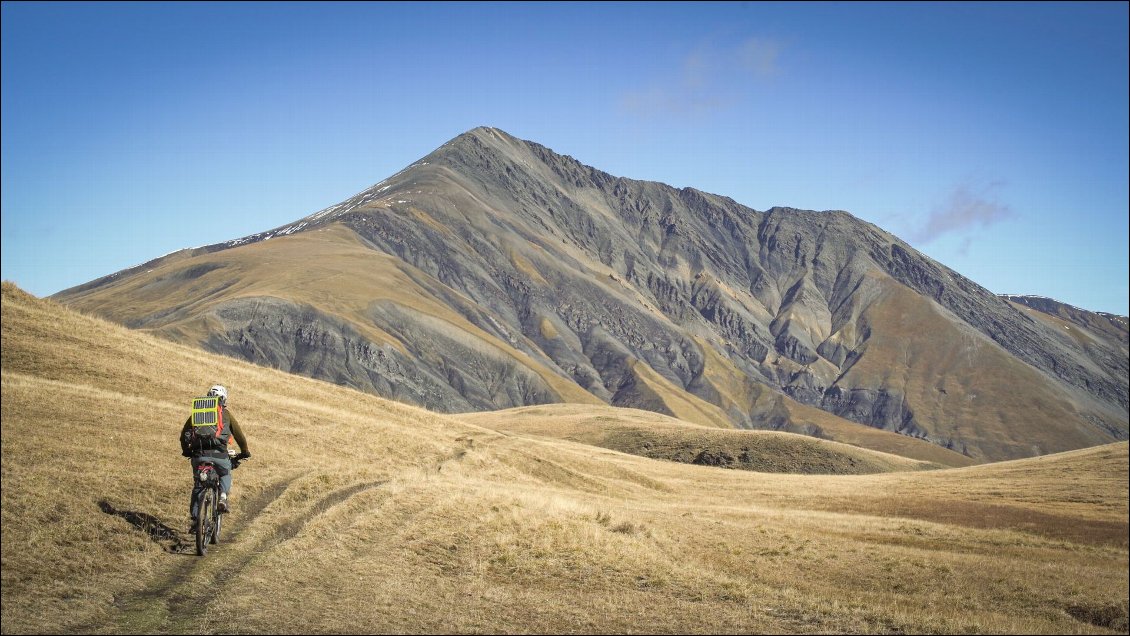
[196,489,215,556]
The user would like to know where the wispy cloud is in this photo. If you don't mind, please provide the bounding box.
[736,37,782,78]
[618,36,784,118]
[618,86,731,117]
[911,179,1014,244]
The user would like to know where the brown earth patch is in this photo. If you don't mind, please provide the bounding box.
[822,497,1128,547]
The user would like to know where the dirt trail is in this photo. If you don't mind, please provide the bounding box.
[86,437,483,634]
[81,474,386,634]
[80,475,296,634]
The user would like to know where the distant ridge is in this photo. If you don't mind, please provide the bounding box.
[1002,293,1127,317]
[1002,294,1129,338]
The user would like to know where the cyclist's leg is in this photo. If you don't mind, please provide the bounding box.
[213,458,233,511]
[214,458,233,496]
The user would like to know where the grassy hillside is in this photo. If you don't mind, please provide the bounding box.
[838,281,1122,459]
[460,403,952,474]
[2,282,1127,634]
[51,224,602,408]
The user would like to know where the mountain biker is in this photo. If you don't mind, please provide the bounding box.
[180,384,250,529]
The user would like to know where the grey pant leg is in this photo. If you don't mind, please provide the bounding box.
[190,456,233,517]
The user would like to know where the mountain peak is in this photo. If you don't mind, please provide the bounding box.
[53,129,1129,460]
[462,125,516,139]
[428,125,537,166]
[437,125,524,155]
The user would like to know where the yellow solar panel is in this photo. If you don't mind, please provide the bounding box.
[192,396,220,428]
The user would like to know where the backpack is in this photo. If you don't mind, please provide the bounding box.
[188,396,231,452]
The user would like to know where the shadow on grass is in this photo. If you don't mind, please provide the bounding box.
[1066,600,1129,632]
[98,500,191,554]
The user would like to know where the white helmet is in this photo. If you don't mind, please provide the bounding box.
[207,384,228,405]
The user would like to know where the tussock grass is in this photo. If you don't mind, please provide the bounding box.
[3,282,1127,634]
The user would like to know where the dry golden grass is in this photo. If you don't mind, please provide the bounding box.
[625,357,736,429]
[3,282,1127,635]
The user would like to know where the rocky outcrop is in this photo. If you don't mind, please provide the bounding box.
[200,297,562,412]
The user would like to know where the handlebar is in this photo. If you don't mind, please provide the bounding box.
[228,450,251,468]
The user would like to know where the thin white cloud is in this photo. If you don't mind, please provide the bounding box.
[619,36,784,118]
[681,50,712,90]
[618,86,731,117]
[737,37,782,78]
[911,179,1014,244]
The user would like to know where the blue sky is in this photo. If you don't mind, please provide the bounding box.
[3,2,1127,314]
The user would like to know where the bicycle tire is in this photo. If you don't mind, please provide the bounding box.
[211,493,222,545]
[196,489,215,556]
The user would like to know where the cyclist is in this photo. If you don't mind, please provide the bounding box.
[180,384,250,529]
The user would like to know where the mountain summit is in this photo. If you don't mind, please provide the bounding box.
[55,127,1129,461]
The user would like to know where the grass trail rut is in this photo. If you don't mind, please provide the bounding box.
[94,437,483,634]
[90,475,386,634]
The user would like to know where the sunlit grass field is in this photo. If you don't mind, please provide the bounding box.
[2,282,1126,634]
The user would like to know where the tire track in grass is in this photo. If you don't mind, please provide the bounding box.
[101,478,393,633]
[86,475,300,634]
[173,435,484,630]
[95,438,481,633]
[164,478,391,632]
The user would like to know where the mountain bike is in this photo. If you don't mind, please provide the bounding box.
[191,450,248,556]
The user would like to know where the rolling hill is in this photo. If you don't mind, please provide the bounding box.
[3,282,1127,634]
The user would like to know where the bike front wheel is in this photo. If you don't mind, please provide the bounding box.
[211,497,223,545]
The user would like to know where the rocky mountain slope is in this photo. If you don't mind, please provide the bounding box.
[54,127,1128,461]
